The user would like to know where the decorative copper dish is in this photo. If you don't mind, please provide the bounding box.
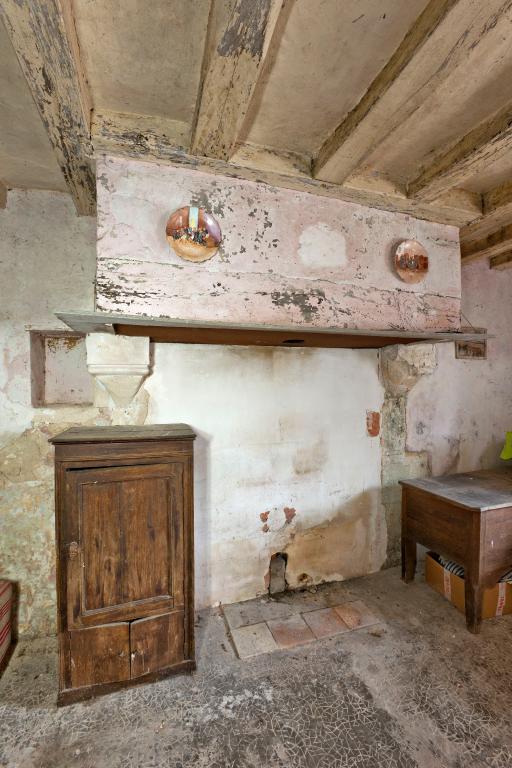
[166,206,221,263]
[394,239,428,283]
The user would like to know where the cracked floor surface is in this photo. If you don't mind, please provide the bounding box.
[1,566,512,768]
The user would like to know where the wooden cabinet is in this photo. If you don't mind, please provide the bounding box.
[50,424,195,704]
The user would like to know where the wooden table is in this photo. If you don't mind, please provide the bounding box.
[400,469,512,633]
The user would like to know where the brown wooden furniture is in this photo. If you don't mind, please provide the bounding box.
[401,469,512,633]
[50,424,195,704]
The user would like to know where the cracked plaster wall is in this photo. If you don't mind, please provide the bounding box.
[0,190,150,637]
[1,176,480,638]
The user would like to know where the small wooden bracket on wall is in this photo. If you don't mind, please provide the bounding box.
[454,327,487,360]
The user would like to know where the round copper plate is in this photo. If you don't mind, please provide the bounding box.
[166,206,222,263]
[394,239,428,283]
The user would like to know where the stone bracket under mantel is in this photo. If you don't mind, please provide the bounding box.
[58,311,492,351]
[86,333,150,407]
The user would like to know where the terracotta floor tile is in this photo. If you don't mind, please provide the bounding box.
[267,614,315,649]
[302,608,351,639]
[231,622,279,659]
[333,600,379,630]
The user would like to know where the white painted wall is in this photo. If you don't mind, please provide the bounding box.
[407,260,512,474]
[147,343,385,608]
[0,189,96,438]
[0,189,97,635]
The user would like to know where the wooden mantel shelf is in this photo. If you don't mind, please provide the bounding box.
[55,311,490,350]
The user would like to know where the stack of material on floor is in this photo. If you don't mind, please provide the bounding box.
[0,580,13,671]
[425,552,512,619]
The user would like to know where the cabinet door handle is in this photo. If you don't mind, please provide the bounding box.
[68,541,80,560]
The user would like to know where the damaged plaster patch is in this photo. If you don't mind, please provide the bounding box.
[298,223,347,270]
[270,288,325,321]
[282,490,386,589]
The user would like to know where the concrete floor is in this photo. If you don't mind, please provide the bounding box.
[1,566,512,768]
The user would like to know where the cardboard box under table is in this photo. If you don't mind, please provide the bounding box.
[425,553,512,620]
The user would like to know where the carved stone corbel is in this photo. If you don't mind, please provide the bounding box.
[86,333,150,407]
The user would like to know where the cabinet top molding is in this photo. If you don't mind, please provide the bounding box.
[50,424,196,444]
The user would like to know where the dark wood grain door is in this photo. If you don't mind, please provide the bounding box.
[65,462,184,628]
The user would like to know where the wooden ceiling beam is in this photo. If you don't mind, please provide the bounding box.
[461,180,512,243]
[461,223,512,265]
[409,103,512,201]
[0,0,95,215]
[314,0,460,184]
[92,110,481,227]
[490,251,512,270]
[191,0,289,161]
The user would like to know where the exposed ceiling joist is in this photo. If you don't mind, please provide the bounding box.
[92,109,481,227]
[490,251,512,270]
[461,180,512,243]
[0,181,6,209]
[314,0,461,184]
[461,223,512,265]
[408,104,512,201]
[0,0,96,215]
[191,0,289,160]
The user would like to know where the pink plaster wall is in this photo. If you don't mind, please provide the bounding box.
[407,260,512,474]
[96,155,461,331]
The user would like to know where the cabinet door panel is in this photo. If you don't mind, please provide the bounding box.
[130,612,184,678]
[82,481,123,610]
[121,477,171,602]
[66,462,184,628]
[69,623,130,688]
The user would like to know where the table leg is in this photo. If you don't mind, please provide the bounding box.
[465,579,483,634]
[401,538,417,583]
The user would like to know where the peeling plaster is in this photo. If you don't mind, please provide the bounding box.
[95,155,461,331]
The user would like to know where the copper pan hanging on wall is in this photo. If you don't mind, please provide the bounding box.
[394,239,429,283]
[166,206,222,263]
